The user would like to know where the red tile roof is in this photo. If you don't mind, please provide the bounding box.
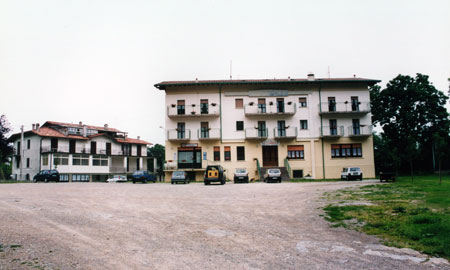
[154,77,381,90]
[116,137,151,145]
[44,121,123,133]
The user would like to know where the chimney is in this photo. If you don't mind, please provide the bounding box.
[104,124,108,130]
[32,124,36,130]
[82,125,87,137]
[307,73,315,81]
[137,136,140,140]
[79,121,83,126]
[288,76,291,81]
[36,123,40,131]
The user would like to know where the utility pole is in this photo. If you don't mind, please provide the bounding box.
[20,125,24,180]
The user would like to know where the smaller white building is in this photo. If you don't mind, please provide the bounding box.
[8,121,151,182]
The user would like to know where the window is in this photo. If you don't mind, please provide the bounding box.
[236,121,244,131]
[72,174,90,182]
[214,146,220,161]
[27,139,30,149]
[17,141,21,154]
[352,119,360,135]
[277,121,286,137]
[237,146,245,161]
[72,155,89,166]
[177,123,185,139]
[59,174,69,182]
[329,119,337,135]
[200,99,209,114]
[331,144,362,158]
[235,98,243,108]
[178,147,202,169]
[93,155,108,166]
[258,121,266,137]
[258,98,266,113]
[87,129,98,135]
[300,120,308,130]
[224,146,231,161]
[328,97,336,112]
[16,156,20,168]
[299,97,307,107]
[351,96,359,112]
[42,154,48,166]
[200,122,209,138]
[287,145,304,159]
[53,154,69,166]
[26,158,30,168]
[277,98,284,113]
[293,170,303,178]
[177,100,185,115]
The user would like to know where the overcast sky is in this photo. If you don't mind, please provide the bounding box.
[1,0,449,145]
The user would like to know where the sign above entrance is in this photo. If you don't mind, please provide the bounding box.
[261,139,279,146]
[181,143,198,147]
[249,90,288,97]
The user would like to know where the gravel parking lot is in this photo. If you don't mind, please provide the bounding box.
[0,181,448,270]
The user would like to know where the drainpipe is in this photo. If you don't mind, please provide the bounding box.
[318,83,325,179]
[219,85,223,143]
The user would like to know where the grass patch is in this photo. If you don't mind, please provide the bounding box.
[322,175,450,260]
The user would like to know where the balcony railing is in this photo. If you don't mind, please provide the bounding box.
[244,103,296,116]
[167,129,191,141]
[319,101,370,115]
[167,104,219,118]
[245,128,268,139]
[197,128,220,140]
[348,125,372,137]
[320,126,344,138]
[273,127,298,139]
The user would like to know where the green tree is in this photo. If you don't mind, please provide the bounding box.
[433,132,448,184]
[370,74,449,180]
[0,115,14,180]
[147,144,165,172]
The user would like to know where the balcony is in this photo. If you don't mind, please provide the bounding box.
[273,127,298,139]
[41,146,70,153]
[167,104,219,119]
[245,128,268,140]
[197,128,220,140]
[244,103,296,117]
[348,125,372,137]
[319,102,370,115]
[320,126,344,138]
[167,129,191,141]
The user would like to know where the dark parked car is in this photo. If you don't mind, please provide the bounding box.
[33,170,60,182]
[131,170,156,184]
[171,171,189,184]
[204,165,226,185]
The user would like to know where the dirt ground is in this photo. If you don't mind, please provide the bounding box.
[0,181,448,270]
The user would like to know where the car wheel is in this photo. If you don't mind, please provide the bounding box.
[33,178,37,183]
[153,180,156,183]
[279,179,281,183]
[360,174,363,181]
[171,181,174,184]
[44,178,48,183]
[133,181,136,184]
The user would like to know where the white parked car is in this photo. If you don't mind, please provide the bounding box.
[264,168,282,183]
[107,175,127,183]
[234,168,249,183]
[341,167,363,181]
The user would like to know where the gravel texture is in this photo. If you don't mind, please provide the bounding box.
[0,181,448,270]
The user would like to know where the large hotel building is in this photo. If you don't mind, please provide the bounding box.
[155,74,379,181]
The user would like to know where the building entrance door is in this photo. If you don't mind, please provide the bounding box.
[262,146,278,167]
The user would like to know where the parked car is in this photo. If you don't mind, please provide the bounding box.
[204,165,226,185]
[264,168,282,183]
[131,170,156,184]
[234,168,249,183]
[171,171,189,184]
[379,171,395,182]
[341,167,363,180]
[107,175,127,183]
[33,170,60,182]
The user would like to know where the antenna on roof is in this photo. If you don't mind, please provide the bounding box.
[328,66,331,78]
[229,60,232,80]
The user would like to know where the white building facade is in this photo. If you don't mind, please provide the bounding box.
[155,75,379,181]
[9,121,150,181]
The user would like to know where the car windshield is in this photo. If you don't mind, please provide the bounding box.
[268,169,280,174]
[133,171,144,175]
[342,168,348,172]
[114,175,125,179]
[235,168,247,173]
[173,171,184,176]
[350,168,360,172]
